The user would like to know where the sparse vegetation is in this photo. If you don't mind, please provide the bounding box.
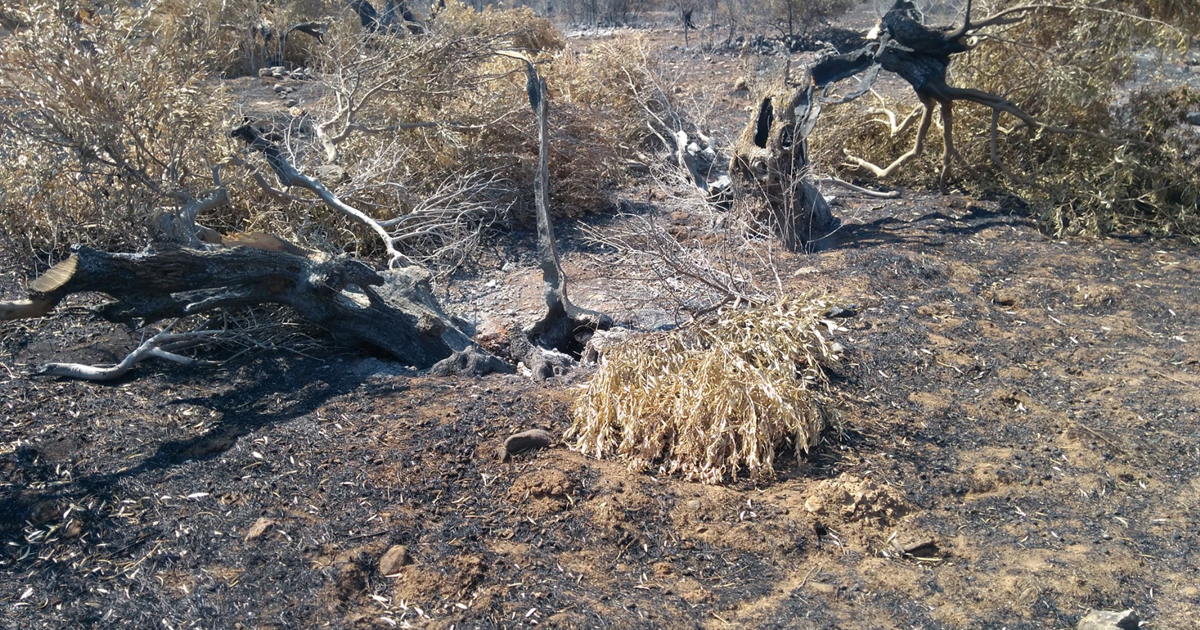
[5,1,1200,628]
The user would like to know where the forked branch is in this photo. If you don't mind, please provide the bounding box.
[34,327,223,382]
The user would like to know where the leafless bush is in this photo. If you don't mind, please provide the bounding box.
[0,1,232,255]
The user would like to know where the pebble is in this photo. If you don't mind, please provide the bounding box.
[244,517,276,542]
[503,428,555,457]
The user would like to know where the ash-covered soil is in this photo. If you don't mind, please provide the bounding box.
[3,19,1200,630]
[3,194,1199,629]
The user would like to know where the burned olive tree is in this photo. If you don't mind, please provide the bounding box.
[729,0,1144,249]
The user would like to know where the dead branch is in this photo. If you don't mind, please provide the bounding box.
[232,120,410,267]
[34,327,223,382]
[816,177,901,199]
[828,1,1147,187]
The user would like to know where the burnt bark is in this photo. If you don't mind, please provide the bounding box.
[729,75,838,251]
[3,245,508,374]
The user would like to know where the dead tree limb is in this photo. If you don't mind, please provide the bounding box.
[0,246,509,374]
[232,120,411,267]
[34,327,223,381]
[496,51,611,378]
[831,0,1142,187]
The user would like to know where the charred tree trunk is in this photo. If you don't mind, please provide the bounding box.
[499,52,610,379]
[729,74,838,251]
[0,246,509,375]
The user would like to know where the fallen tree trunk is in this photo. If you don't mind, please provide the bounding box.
[1,245,509,374]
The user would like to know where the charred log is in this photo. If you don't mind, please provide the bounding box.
[0,246,508,374]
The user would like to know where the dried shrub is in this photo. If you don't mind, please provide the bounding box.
[810,1,1200,239]
[0,1,674,263]
[0,1,232,255]
[150,0,344,77]
[569,299,844,484]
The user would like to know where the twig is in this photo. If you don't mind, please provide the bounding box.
[816,177,901,198]
[1153,370,1200,391]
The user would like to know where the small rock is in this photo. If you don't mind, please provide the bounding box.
[808,581,837,595]
[378,545,412,576]
[821,304,858,318]
[1186,111,1200,126]
[257,67,273,77]
[63,519,84,539]
[503,428,554,457]
[733,76,748,91]
[313,164,348,183]
[244,517,277,542]
[284,98,299,108]
[1077,609,1140,630]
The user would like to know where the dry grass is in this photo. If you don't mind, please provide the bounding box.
[569,299,844,484]
[810,1,1200,240]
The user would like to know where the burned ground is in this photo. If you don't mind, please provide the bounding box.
[3,13,1200,630]
[3,192,1199,629]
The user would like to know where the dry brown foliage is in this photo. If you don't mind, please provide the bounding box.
[810,0,1200,239]
[0,1,677,263]
[0,1,232,254]
[569,299,844,484]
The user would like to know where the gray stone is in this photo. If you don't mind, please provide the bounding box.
[313,164,348,184]
[1186,111,1200,126]
[1077,609,1140,630]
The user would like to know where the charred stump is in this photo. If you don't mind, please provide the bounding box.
[498,52,610,378]
[729,75,838,251]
